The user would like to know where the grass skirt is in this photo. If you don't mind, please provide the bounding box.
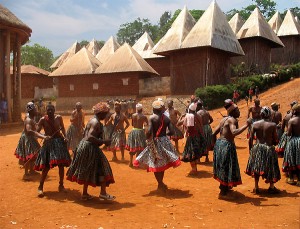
[66,140,115,187]
[245,143,281,183]
[66,124,82,151]
[133,136,181,172]
[125,128,146,153]
[15,132,40,164]
[34,137,71,171]
[282,136,300,172]
[107,130,126,151]
[213,139,242,187]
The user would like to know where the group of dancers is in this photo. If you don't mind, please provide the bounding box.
[14,95,300,200]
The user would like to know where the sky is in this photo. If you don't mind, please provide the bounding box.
[1,0,299,56]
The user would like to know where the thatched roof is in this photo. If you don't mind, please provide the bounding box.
[277,10,300,37]
[49,47,101,77]
[50,41,81,69]
[10,65,49,75]
[132,32,154,58]
[0,4,32,43]
[96,43,158,75]
[153,6,196,55]
[181,1,244,56]
[96,36,120,64]
[86,38,101,56]
[237,8,284,47]
[268,11,282,34]
[229,13,245,35]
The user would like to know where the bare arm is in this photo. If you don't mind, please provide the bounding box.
[59,116,67,138]
[25,120,48,139]
[123,115,130,131]
[287,120,292,136]
[146,118,153,139]
[208,113,214,124]
[247,107,251,118]
[249,125,254,150]
[212,122,221,145]
[229,118,249,136]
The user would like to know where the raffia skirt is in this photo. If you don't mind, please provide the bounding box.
[66,140,115,187]
[282,136,300,172]
[133,136,181,172]
[245,143,281,183]
[66,124,82,151]
[213,139,242,187]
[34,137,71,171]
[125,128,146,153]
[15,132,40,164]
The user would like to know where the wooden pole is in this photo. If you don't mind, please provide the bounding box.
[5,30,12,122]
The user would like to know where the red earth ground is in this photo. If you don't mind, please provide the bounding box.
[0,78,299,229]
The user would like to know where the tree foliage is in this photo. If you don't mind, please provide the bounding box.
[21,43,54,71]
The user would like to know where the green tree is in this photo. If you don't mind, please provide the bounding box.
[117,18,159,46]
[21,43,54,71]
[158,11,172,39]
[79,40,89,47]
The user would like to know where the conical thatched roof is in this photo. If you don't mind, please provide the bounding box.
[277,10,300,36]
[10,65,49,75]
[181,1,244,56]
[96,36,120,64]
[50,41,81,69]
[0,4,31,37]
[86,38,101,56]
[96,43,158,75]
[236,8,284,47]
[153,6,196,55]
[49,47,101,76]
[268,11,282,34]
[132,32,155,58]
[229,13,245,35]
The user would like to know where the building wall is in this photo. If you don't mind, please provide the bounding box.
[230,38,273,73]
[271,36,300,65]
[21,74,53,99]
[145,57,170,77]
[170,47,230,95]
[55,73,139,98]
[139,76,170,96]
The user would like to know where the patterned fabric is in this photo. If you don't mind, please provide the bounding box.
[213,138,242,187]
[133,136,181,172]
[245,143,281,183]
[276,132,287,158]
[15,132,40,164]
[103,123,114,140]
[282,136,300,172]
[125,128,146,152]
[181,128,205,162]
[203,124,213,155]
[34,137,71,171]
[66,124,83,151]
[107,130,126,151]
[66,140,115,187]
[276,127,283,142]
[170,126,184,140]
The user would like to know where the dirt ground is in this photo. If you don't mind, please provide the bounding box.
[0,78,300,229]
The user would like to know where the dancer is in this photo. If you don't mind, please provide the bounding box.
[270,102,282,140]
[34,103,71,197]
[246,106,281,194]
[67,102,115,200]
[134,100,181,192]
[126,103,148,167]
[247,98,262,139]
[212,100,250,199]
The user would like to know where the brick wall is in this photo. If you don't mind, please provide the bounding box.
[21,74,53,98]
[139,76,171,96]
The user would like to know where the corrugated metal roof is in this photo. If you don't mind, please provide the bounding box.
[229,13,245,35]
[96,43,158,75]
[237,8,284,47]
[268,11,282,34]
[50,41,81,69]
[96,36,120,64]
[277,10,300,36]
[86,38,101,56]
[181,1,244,56]
[49,47,101,76]
[153,5,196,54]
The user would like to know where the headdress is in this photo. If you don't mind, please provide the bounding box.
[136,103,143,110]
[292,103,300,112]
[188,103,197,112]
[152,100,164,109]
[26,102,35,112]
[261,106,271,118]
[92,102,109,114]
[224,99,237,114]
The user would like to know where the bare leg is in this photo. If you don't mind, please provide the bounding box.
[188,161,197,175]
[254,174,259,189]
[58,165,66,192]
[174,140,179,153]
[100,182,107,195]
[112,149,118,161]
[38,167,50,197]
[83,184,89,196]
[129,152,134,167]
[154,171,167,191]
[120,147,125,160]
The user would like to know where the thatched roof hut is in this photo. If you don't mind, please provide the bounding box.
[50,47,101,76]
[132,32,155,58]
[86,38,101,56]
[271,10,300,64]
[166,1,244,94]
[50,41,81,69]
[96,36,120,64]
[228,13,245,35]
[153,6,196,55]
[232,7,284,73]
[268,11,282,34]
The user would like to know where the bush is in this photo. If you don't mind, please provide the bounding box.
[195,62,300,109]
